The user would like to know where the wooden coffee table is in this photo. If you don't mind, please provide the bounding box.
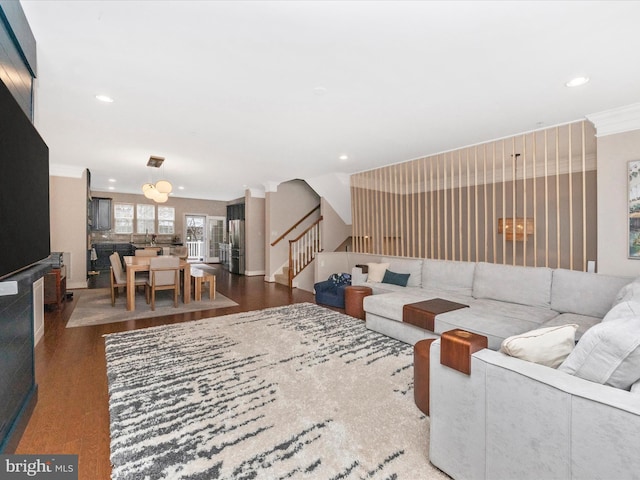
[403,298,468,332]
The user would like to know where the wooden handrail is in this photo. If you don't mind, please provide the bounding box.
[271,204,320,246]
[288,216,323,244]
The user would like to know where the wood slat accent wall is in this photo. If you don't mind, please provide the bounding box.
[350,120,597,270]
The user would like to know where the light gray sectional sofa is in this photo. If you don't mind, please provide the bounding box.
[346,255,630,349]
[314,252,640,479]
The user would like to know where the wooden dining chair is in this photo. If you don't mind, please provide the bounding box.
[109,253,147,307]
[145,256,180,310]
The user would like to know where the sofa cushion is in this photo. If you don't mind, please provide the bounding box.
[381,269,410,287]
[473,262,553,309]
[366,262,390,283]
[363,288,474,323]
[434,308,543,350]
[541,313,600,341]
[500,324,578,368]
[631,378,640,394]
[471,299,558,325]
[559,305,640,389]
[381,257,423,287]
[551,269,631,318]
[422,259,476,296]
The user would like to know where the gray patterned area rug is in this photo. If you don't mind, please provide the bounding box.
[105,303,447,479]
[67,288,238,328]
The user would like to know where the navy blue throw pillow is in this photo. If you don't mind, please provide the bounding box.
[381,269,410,287]
[329,272,352,287]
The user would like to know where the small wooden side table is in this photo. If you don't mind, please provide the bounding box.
[44,266,66,310]
[413,338,435,415]
[191,268,216,301]
[344,285,373,320]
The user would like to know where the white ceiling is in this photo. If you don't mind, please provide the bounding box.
[20,0,640,201]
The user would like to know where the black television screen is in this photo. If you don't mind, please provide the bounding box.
[0,80,50,280]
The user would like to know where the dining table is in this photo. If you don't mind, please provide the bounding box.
[123,256,191,311]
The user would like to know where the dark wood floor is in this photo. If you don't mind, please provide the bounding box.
[15,266,322,480]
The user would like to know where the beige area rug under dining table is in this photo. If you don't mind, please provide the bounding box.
[66,287,238,328]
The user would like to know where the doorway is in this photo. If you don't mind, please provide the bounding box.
[206,216,226,263]
[184,214,206,261]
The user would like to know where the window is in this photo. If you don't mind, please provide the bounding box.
[114,203,134,234]
[158,206,175,234]
[136,204,155,234]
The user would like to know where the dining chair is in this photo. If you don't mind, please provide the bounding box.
[145,256,180,310]
[135,248,159,257]
[109,253,147,307]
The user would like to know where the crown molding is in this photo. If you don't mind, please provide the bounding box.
[247,187,265,198]
[586,102,640,137]
[49,164,85,178]
[263,181,280,193]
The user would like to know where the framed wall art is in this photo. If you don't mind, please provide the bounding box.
[629,160,640,258]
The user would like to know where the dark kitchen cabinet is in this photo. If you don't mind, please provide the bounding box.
[91,197,112,231]
[93,243,133,272]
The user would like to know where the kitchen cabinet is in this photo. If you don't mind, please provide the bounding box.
[92,243,134,272]
[91,197,112,231]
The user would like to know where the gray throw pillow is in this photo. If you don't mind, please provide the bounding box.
[558,315,640,390]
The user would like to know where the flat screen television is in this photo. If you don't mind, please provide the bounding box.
[0,80,50,280]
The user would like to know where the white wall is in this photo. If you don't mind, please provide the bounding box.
[50,171,88,289]
[597,128,640,276]
[306,172,351,224]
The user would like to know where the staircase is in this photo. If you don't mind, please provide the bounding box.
[271,205,323,289]
[274,267,291,286]
[274,243,319,287]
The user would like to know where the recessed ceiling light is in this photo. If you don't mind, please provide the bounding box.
[95,94,114,103]
[565,76,590,88]
[108,186,115,190]
[178,186,185,190]
[313,86,328,96]
[339,154,349,161]
[108,178,116,182]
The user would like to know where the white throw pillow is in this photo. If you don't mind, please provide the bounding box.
[366,263,390,283]
[500,324,578,368]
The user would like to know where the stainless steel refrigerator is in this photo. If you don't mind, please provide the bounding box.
[229,219,245,274]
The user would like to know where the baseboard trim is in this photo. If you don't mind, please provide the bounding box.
[68,280,88,289]
[244,270,265,276]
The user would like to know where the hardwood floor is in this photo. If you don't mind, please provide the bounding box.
[15,266,323,480]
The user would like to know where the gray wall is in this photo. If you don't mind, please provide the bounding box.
[597,128,640,276]
[265,180,320,281]
[91,190,227,244]
[245,192,265,276]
